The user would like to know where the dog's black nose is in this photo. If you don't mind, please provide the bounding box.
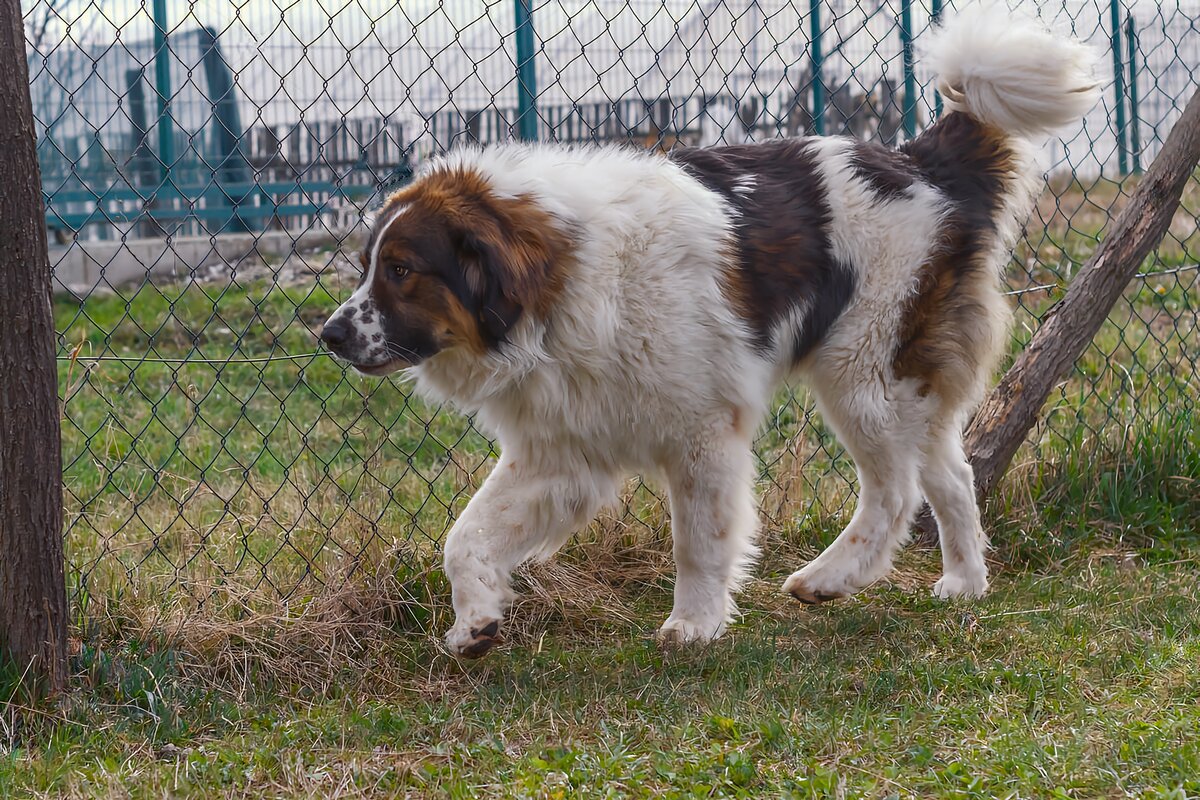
[320,316,350,349]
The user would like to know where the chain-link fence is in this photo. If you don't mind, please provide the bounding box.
[24,0,1199,620]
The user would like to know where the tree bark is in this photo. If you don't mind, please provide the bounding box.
[0,0,67,697]
[916,86,1200,539]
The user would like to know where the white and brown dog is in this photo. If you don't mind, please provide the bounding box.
[320,7,1097,658]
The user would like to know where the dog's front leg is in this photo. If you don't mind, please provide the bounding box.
[442,455,614,658]
[658,434,760,645]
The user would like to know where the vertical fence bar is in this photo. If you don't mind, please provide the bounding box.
[1126,14,1143,174]
[1109,0,1129,176]
[151,0,174,179]
[200,26,251,232]
[931,0,944,119]
[750,0,761,94]
[513,0,538,142]
[900,0,917,141]
[809,0,825,135]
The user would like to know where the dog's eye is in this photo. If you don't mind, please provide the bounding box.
[392,263,409,279]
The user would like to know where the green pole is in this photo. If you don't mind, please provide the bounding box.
[899,0,917,141]
[199,26,251,232]
[931,0,943,119]
[1126,14,1142,174]
[809,0,824,135]
[151,0,174,179]
[513,0,538,141]
[1109,0,1128,176]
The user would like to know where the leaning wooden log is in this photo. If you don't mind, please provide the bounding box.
[915,85,1200,538]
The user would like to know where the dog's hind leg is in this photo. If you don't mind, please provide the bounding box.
[442,453,617,658]
[920,422,989,599]
[658,428,760,645]
[782,379,927,603]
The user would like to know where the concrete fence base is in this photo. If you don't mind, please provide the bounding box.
[50,227,368,296]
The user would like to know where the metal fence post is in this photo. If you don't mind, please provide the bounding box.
[1126,13,1143,175]
[513,0,538,142]
[200,25,251,232]
[931,0,944,119]
[809,0,825,135]
[151,0,175,179]
[900,0,917,141]
[1110,0,1129,176]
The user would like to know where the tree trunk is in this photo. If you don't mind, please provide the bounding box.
[0,0,67,697]
[916,86,1200,539]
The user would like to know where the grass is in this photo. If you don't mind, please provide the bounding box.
[5,549,1200,798]
[2,177,1197,797]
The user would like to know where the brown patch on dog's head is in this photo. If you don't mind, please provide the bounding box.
[374,168,571,347]
[320,166,571,373]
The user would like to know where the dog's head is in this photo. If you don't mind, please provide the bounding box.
[320,167,567,375]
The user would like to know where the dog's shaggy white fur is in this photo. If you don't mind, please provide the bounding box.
[319,6,1098,658]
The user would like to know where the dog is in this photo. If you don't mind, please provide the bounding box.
[319,6,1098,658]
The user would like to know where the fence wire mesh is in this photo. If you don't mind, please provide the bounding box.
[23,0,1200,617]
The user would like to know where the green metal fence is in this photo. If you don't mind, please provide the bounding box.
[23,0,1199,617]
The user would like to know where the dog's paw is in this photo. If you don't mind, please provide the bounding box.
[445,619,503,659]
[655,615,726,647]
[781,568,853,605]
[931,571,988,600]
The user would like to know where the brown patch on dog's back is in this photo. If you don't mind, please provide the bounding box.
[850,141,921,201]
[892,237,977,399]
[670,139,856,363]
[893,113,1018,402]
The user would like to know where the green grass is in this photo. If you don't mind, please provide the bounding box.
[55,276,498,613]
[5,549,1200,798]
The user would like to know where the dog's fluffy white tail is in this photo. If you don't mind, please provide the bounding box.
[924,5,1099,138]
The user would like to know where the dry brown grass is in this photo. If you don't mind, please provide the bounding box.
[82,464,843,696]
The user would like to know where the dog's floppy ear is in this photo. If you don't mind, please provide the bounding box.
[454,198,566,344]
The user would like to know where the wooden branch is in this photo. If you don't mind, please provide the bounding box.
[916,85,1200,540]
